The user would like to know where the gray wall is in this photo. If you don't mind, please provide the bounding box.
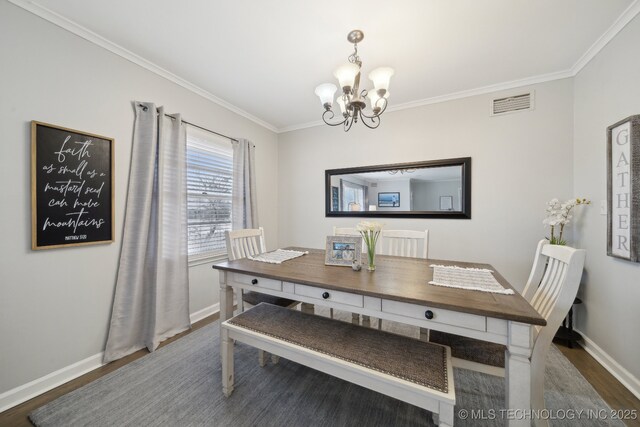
[411,180,462,211]
[573,14,640,385]
[2,0,639,406]
[0,2,279,395]
[278,78,575,291]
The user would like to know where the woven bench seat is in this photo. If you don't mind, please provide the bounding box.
[221,303,455,426]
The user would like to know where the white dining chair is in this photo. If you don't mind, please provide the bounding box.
[428,240,586,420]
[377,230,429,332]
[380,229,429,259]
[225,227,300,365]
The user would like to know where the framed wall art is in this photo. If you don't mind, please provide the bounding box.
[378,192,400,207]
[31,121,114,250]
[439,195,453,211]
[607,114,640,262]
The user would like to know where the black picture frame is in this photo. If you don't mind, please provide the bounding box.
[331,186,339,211]
[31,121,115,250]
[378,192,400,207]
[325,157,471,219]
[607,114,640,262]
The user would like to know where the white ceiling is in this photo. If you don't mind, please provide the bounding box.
[22,0,636,132]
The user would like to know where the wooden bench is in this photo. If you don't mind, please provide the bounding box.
[221,303,456,426]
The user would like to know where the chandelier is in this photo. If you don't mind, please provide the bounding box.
[314,30,394,131]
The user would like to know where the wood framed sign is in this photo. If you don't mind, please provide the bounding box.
[607,115,640,262]
[31,121,114,250]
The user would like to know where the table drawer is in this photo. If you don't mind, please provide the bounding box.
[232,273,282,292]
[294,284,363,308]
[381,300,486,331]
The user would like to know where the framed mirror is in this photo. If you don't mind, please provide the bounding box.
[325,157,471,219]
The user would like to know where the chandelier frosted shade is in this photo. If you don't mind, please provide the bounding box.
[334,63,360,91]
[314,30,393,131]
[336,95,347,115]
[369,67,394,93]
[314,83,338,108]
[368,90,389,113]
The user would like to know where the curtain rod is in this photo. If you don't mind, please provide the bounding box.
[137,103,239,142]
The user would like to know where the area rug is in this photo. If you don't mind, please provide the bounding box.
[30,309,623,426]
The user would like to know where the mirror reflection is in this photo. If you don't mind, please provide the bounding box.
[326,158,471,219]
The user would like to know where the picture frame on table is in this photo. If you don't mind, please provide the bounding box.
[325,236,362,266]
[607,114,640,263]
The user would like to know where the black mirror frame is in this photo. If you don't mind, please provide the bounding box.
[325,157,471,219]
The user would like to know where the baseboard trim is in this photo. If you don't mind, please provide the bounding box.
[0,304,222,413]
[574,328,640,400]
[0,352,105,413]
[190,303,220,324]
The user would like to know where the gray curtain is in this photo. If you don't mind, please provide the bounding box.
[232,139,258,229]
[103,102,190,363]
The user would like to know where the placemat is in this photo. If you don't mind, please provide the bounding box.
[429,265,514,295]
[247,249,308,264]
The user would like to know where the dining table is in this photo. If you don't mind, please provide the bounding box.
[212,248,545,427]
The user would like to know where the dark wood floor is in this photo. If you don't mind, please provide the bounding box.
[1,316,638,427]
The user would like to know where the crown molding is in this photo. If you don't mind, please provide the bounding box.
[7,0,278,133]
[280,0,640,133]
[279,69,573,134]
[10,0,640,135]
[571,0,640,75]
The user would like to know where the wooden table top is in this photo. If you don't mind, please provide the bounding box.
[213,248,545,326]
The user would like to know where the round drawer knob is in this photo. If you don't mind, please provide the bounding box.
[251,278,258,285]
[322,292,330,299]
[424,310,434,320]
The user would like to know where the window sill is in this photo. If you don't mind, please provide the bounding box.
[188,253,228,268]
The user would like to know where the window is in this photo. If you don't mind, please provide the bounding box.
[186,126,233,261]
[341,180,366,211]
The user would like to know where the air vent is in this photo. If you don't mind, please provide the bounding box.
[491,92,534,116]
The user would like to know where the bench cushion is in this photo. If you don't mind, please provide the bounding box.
[227,303,449,393]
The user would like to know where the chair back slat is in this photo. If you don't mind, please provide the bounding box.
[523,239,585,336]
[380,230,429,259]
[225,227,266,261]
[333,226,366,249]
[523,240,585,412]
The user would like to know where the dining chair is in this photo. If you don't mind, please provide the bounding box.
[332,226,364,324]
[380,229,429,259]
[428,239,586,416]
[378,230,429,333]
[225,227,301,365]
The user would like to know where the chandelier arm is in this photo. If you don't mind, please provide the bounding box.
[359,97,389,120]
[322,109,348,127]
[358,110,381,129]
[343,115,354,132]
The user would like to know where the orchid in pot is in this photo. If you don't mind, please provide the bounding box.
[357,221,383,271]
[543,198,590,245]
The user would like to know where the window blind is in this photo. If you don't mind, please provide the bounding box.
[186,128,233,260]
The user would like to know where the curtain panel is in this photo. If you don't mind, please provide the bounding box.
[104,102,190,363]
[232,139,258,229]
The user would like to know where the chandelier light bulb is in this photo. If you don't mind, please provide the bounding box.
[336,95,347,116]
[314,83,338,109]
